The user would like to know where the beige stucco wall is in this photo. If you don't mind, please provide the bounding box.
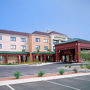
[31,34,51,52]
[0,33,29,52]
[8,56,18,64]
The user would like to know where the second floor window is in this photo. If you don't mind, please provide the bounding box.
[10,45,16,49]
[44,39,48,43]
[0,44,2,49]
[44,46,48,50]
[36,38,40,42]
[36,45,40,50]
[21,45,26,50]
[10,37,16,41]
[21,38,26,42]
[0,36,2,40]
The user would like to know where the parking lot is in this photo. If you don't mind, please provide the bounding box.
[0,75,90,90]
[0,63,89,78]
[0,63,88,78]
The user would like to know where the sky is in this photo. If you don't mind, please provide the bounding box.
[0,0,90,40]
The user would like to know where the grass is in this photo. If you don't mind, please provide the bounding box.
[0,63,19,65]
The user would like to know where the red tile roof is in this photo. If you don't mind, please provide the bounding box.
[32,31,67,36]
[32,31,49,36]
[0,29,30,36]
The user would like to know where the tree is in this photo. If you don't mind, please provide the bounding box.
[22,49,26,52]
[37,49,40,53]
[47,49,51,52]
[80,50,90,62]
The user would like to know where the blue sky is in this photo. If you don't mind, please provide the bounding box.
[0,0,90,40]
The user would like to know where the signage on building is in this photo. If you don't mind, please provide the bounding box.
[54,36,66,39]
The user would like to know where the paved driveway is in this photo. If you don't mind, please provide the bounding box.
[0,63,89,78]
[1,75,90,90]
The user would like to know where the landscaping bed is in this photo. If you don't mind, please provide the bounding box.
[0,72,84,82]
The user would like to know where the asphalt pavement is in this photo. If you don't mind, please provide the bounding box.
[1,75,90,90]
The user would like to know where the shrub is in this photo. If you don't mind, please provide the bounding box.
[80,64,84,69]
[73,68,78,73]
[14,71,21,79]
[65,64,68,67]
[69,65,71,68]
[38,71,45,77]
[59,69,65,75]
[86,65,90,69]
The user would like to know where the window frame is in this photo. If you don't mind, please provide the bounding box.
[21,45,26,50]
[10,45,16,49]
[36,38,40,42]
[21,38,26,42]
[44,39,48,43]
[36,45,40,50]
[44,46,48,50]
[0,36,2,40]
[10,37,16,41]
[0,44,2,49]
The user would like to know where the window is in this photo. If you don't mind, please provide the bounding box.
[10,37,16,41]
[0,56,2,61]
[44,39,48,43]
[10,45,16,49]
[21,45,26,50]
[0,36,2,40]
[36,45,40,50]
[53,46,55,51]
[36,38,40,42]
[0,44,2,49]
[44,46,48,50]
[21,38,26,42]
[53,40,59,45]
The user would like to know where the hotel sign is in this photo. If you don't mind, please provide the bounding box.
[54,36,66,39]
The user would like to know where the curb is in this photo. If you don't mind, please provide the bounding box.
[0,63,54,67]
[0,73,90,86]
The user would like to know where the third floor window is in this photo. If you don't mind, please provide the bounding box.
[36,38,40,42]
[0,36,2,40]
[44,39,48,43]
[10,37,16,41]
[21,38,26,42]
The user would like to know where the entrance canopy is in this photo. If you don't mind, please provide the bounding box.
[55,38,90,63]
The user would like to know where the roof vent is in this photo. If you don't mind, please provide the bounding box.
[46,30,50,33]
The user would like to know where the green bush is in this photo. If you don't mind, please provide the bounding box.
[65,64,68,67]
[73,68,78,73]
[69,65,71,68]
[59,69,65,75]
[86,65,90,69]
[80,64,84,69]
[14,71,21,79]
[38,71,45,77]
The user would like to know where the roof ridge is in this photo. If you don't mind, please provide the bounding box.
[0,29,30,36]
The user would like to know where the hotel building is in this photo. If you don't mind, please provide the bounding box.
[0,29,69,64]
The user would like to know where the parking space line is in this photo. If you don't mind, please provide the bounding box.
[6,84,15,90]
[45,81,80,90]
[73,78,90,82]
